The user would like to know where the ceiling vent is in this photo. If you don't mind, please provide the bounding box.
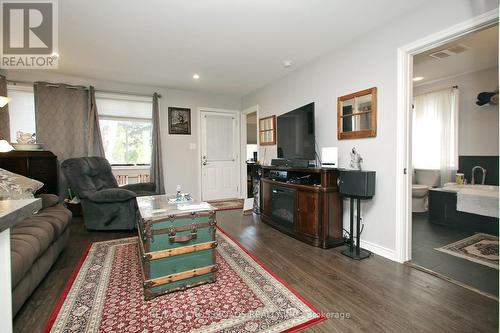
[429,44,470,59]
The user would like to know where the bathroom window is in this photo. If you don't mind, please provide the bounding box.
[412,87,458,184]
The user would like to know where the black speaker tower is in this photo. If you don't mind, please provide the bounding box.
[338,170,376,260]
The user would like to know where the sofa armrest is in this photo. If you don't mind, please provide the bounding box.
[86,188,137,203]
[35,194,60,209]
[121,182,156,194]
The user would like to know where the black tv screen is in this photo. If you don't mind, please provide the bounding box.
[277,102,315,160]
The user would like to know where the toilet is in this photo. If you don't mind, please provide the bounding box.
[412,169,441,213]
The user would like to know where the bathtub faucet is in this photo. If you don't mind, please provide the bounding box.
[471,166,487,185]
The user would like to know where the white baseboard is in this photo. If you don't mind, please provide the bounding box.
[359,240,396,261]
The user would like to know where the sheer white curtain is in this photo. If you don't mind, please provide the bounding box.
[412,88,459,185]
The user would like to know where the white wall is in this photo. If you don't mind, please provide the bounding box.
[242,0,499,259]
[2,70,241,198]
[414,67,499,156]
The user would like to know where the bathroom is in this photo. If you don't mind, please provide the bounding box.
[410,25,499,298]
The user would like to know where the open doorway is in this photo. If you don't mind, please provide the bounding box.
[409,25,499,298]
[240,106,259,214]
[242,107,259,199]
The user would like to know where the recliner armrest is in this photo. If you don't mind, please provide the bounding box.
[86,188,137,203]
[121,182,156,194]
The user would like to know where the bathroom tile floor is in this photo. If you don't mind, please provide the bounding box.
[411,212,498,297]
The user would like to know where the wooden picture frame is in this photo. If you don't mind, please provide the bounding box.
[258,115,276,145]
[337,87,377,139]
[168,107,191,135]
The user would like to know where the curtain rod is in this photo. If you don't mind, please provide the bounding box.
[6,79,162,98]
[414,85,458,96]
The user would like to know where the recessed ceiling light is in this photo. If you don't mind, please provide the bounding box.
[283,60,293,68]
[413,76,424,82]
[193,74,200,80]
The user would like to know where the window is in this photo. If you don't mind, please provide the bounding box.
[96,93,153,166]
[412,87,458,184]
[6,85,36,142]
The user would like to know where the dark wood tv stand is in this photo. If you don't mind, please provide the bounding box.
[260,166,344,248]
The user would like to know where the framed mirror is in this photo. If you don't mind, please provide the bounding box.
[259,115,276,145]
[337,87,377,139]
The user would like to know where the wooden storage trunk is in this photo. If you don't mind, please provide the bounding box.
[136,196,218,300]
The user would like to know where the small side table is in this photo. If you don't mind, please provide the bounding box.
[0,198,42,333]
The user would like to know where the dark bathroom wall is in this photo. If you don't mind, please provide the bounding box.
[458,156,499,185]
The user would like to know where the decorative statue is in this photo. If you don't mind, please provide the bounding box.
[16,131,36,144]
[350,147,363,170]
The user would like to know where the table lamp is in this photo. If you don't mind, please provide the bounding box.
[0,139,14,152]
[0,96,11,108]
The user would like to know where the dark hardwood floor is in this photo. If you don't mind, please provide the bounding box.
[14,210,499,333]
[412,212,498,297]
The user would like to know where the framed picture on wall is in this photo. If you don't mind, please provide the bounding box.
[168,107,191,135]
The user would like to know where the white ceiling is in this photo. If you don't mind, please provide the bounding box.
[47,0,431,96]
[414,25,498,85]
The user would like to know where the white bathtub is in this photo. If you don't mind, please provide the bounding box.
[443,183,499,192]
[442,183,499,218]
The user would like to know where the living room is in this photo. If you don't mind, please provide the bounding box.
[0,1,498,333]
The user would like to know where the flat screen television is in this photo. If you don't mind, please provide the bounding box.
[277,102,315,160]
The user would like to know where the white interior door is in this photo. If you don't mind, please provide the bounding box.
[200,110,240,201]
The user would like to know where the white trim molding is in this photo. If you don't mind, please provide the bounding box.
[360,239,397,262]
[240,105,259,199]
[395,8,499,263]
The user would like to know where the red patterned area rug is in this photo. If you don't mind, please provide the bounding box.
[43,228,324,333]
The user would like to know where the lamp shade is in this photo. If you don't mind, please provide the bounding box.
[0,139,14,152]
[321,147,338,167]
[0,96,11,108]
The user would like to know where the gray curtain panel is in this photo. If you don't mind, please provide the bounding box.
[87,86,105,157]
[0,75,10,140]
[35,82,98,197]
[150,92,165,194]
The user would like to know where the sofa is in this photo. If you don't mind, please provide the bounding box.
[61,157,156,230]
[11,194,72,316]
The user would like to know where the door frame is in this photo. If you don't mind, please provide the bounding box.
[240,105,259,199]
[394,8,498,263]
[198,107,241,201]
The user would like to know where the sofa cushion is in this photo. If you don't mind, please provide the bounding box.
[10,204,71,288]
[33,205,72,238]
[0,168,44,200]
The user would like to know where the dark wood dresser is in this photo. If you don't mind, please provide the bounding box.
[260,166,344,248]
[0,150,58,194]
